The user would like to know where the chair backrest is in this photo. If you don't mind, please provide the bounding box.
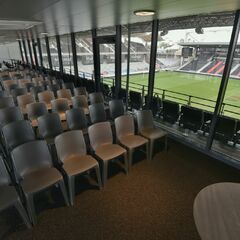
[0,106,24,128]
[3,80,17,91]
[115,115,135,139]
[66,108,88,130]
[0,97,15,109]
[0,157,10,185]
[30,85,45,100]
[55,130,86,163]
[109,99,124,119]
[136,110,154,132]
[71,95,88,109]
[57,89,72,100]
[88,121,113,151]
[63,82,74,94]
[89,92,104,104]
[51,98,70,113]
[11,141,53,179]
[11,88,27,100]
[2,120,35,150]
[17,94,35,112]
[89,103,106,124]
[38,90,55,105]
[37,113,63,139]
[47,84,60,97]
[74,87,88,96]
[26,102,48,120]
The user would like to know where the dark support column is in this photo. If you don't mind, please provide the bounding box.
[115,25,122,98]
[71,32,79,79]
[125,25,131,110]
[45,36,52,70]
[147,19,159,108]
[22,40,29,64]
[206,10,240,150]
[32,39,39,68]
[56,35,64,74]
[27,39,34,66]
[92,29,101,91]
[18,40,24,62]
[37,38,43,68]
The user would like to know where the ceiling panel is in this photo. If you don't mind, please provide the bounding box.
[0,0,240,43]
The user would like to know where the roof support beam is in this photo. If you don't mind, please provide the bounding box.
[22,39,29,64]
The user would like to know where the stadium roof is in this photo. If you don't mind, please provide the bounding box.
[0,0,239,43]
[179,42,240,48]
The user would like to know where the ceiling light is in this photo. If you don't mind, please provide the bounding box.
[40,32,48,35]
[0,20,41,30]
[134,10,155,16]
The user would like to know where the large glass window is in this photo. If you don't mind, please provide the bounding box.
[60,34,73,74]
[49,36,59,70]
[40,38,49,68]
[75,31,94,79]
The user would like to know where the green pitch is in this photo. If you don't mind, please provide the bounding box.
[121,71,240,119]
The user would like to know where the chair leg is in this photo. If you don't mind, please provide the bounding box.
[67,176,75,206]
[123,152,128,174]
[25,194,36,225]
[94,164,102,189]
[14,200,32,229]
[128,149,133,171]
[102,160,108,186]
[148,140,152,160]
[59,180,70,206]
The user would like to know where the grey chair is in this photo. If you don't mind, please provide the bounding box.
[0,157,31,228]
[89,92,104,104]
[88,121,128,185]
[11,140,69,224]
[38,90,55,110]
[26,102,48,127]
[136,110,168,160]
[11,88,27,101]
[0,106,24,129]
[2,120,36,152]
[109,99,125,119]
[74,87,88,97]
[0,97,15,109]
[89,103,106,124]
[47,84,60,98]
[66,108,88,131]
[57,89,72,103]
[115,115,149,169]
[30,86,44,101]
[37,113,63,141]
[63,82,74,95]
[17,94,35,114]
[71,95,89,114]
[55,130,102,205]
[51,98,70,121]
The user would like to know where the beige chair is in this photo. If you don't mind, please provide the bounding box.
[136,110,167,160]
[115,115,149,169]
[38,90,55,110]
[88,121,128,185]
[57,89,72,104]
[3,80,17,92]
[55,130,102,205]
[17,94,35,114]
[18,79,31,88]
[51,98,70,121]
[71,95,89,114]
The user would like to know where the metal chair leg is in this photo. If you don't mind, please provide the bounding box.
[102,160,108,186]
[59,180,70,206]
[94,164,102,189]
[128,149,133,170]
[14,200,32,228]
[25,193,36,225]
[67,176,75,206]
[123,152,128,174]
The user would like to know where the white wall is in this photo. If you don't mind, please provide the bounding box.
[0,42,21,62]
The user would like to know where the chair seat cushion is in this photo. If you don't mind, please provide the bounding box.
[95,144,126,161]
[119,134,148,149]
[0,185,18,211]
[63,154,98,177]
[141,128,167,140]
[21,167,62,194]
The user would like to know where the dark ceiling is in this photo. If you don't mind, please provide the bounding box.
[0,0,240,43]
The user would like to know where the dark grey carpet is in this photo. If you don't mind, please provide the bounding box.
[1,139,240,240]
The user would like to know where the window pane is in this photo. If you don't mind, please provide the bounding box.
[40,38,49,68]
[60,34,73,74]
[75,32,94,79]
[49,36,59,70]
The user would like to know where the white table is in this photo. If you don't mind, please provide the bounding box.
[193,182,240,240]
